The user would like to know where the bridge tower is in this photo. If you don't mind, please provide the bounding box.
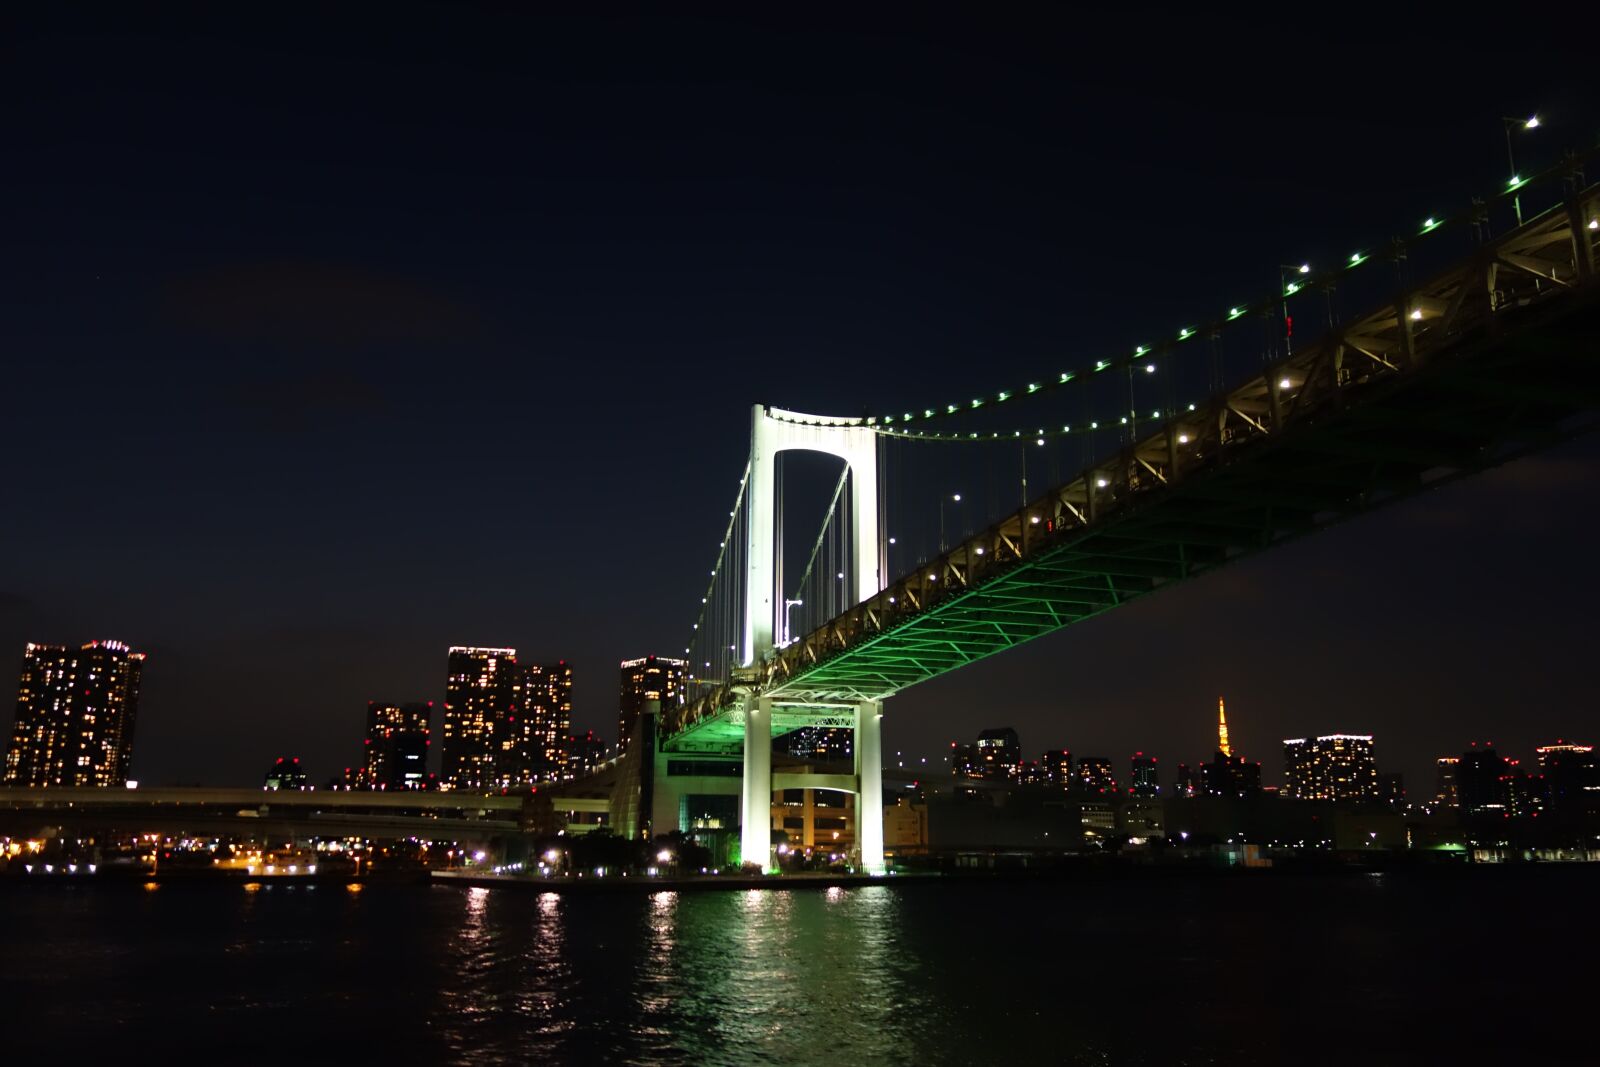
[740,404,886,874]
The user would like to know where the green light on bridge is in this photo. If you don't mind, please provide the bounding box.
[1349,252,1366,266]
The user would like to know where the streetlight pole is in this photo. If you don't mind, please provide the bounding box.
[1277,262,1309,358]
[1502,114,1539,226]
[940,492,961,551]
[781,598,803,646]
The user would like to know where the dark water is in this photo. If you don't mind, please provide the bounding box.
[4,870,1592,1065]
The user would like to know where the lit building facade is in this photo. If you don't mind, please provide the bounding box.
[1075,756,1116,796]
[264,757,308,791]
[976,727,1020,779]
[1434,757,1460,807]
[1535,741,1598,813]
[775,726,853,762]
[1458,743,1510,816]
[1042,749,1073,789]
[618,656,685,754]
[950,742,982,779]
[1282,734,1379,802]
[503,661,573,786]
[4,640,145,788]
[565,730,607,779]
[365,701,431,789]
[1129,752,1160,797]
[442,646,518,792]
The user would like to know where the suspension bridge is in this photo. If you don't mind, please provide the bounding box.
[580,147,1600,875]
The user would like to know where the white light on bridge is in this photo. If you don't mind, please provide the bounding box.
[1410,309,1423,320]
[1177,434,1189,444]
[1524,115,1540,129]
[1095,478,1108,488]
[1279,378,1292,390]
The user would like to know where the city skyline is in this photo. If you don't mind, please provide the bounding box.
[3,632,1586,799]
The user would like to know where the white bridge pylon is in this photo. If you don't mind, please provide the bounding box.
[739,404,886,875]
[743,404,883,666]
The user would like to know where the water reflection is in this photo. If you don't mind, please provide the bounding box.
[429,883,925,1066]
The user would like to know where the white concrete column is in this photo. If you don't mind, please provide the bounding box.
[740,695,773,872]
[744,406,774,665]
[743,405,885,667]
[855,699,885,874]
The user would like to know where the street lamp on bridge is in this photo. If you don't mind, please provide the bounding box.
[940,492,962,551]
[1502,114,1540,225]
[781,598,803,646]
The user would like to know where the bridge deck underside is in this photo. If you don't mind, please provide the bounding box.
[771,297,1600,703]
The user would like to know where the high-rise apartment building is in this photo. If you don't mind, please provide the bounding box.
[1433,757,1460,807]
[975,728,1020,779]
[618,656,685,754]
[1535,741,1598,813]
[4,640,145,788]
[565,730,607,779]
[1042,749,1074,789]
[365,701,432,789]
[1458,743,1510,816]
[442,646,517,792]
[1075,756,1116,795]
[1129,752,1160,796]
[508,662,573,785]
[1282,735,1379,802]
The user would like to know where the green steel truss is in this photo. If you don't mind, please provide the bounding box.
[661,170,1600,750]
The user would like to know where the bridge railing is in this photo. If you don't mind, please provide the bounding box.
[755,161,1598,700]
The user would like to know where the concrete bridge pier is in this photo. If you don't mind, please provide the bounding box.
[739,695,772,871]
[739,694,886,875]
[855,699,885,875]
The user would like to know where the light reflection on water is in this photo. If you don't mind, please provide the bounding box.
[10,873,1592,1065]
[435,884,926,1067]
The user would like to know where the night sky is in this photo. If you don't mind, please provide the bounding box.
[5,9,1597,791]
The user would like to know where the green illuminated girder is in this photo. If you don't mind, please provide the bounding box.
[764,287,1600,705]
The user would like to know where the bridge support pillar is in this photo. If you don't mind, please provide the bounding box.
[855,700,885,875]
[740,695,774,872]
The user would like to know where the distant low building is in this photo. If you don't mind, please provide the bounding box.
[264,757,309,791]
